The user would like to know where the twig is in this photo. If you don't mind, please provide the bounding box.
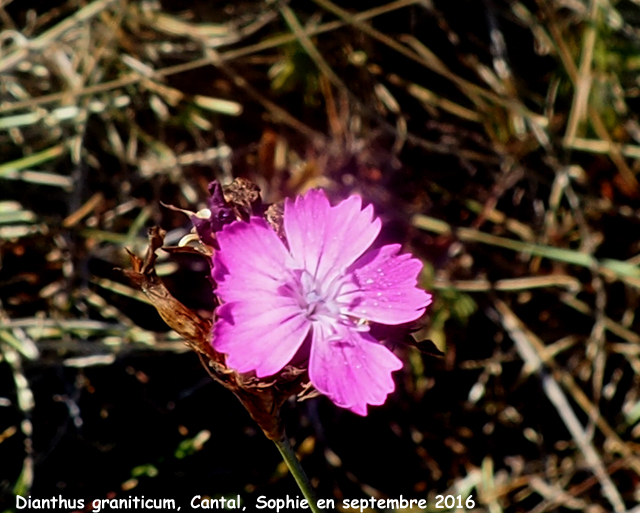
[412,214,640,287]
[494,300,626,513]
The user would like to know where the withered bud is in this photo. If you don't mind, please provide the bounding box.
[163,179,268,257]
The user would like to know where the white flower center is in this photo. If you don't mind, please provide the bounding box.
[279,269,369,334]
[299,270,340,321]
[279,269,343,323]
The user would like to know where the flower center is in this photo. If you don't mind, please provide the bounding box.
[300,270,339,321]
[281,269,342,323]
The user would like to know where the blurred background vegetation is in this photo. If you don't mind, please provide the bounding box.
[1,0,640,511]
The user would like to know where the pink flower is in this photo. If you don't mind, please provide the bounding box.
[211,189,432,415]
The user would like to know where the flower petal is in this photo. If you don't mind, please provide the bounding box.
[341,244,432,324]
[309,324,403,416]
[213,299,310,377]
[213,217,292,303]
[284,190,381,283]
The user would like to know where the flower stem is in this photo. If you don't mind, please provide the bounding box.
[273,434,322,513]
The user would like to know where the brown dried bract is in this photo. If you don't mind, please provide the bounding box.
[265,202,285,239]
[221,177,262,220]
